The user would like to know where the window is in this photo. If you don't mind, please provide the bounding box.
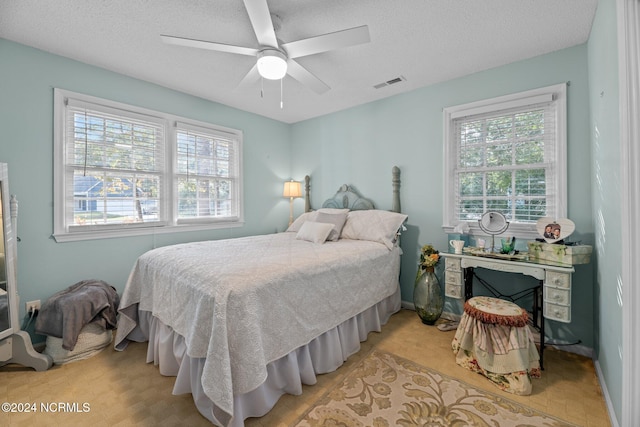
[175,122,240,223]
[53,89,243,242]
[443,84,567,237]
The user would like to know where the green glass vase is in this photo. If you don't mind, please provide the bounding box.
[413,267,443,325]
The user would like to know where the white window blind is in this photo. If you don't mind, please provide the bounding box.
[53,89,244,242]
[175,122,240,222]
[443,84,567,237]
[63,98,165,231]
[453,101,556,222]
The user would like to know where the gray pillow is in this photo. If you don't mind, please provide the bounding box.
[315,211,348,241]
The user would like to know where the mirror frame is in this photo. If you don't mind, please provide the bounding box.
[0,163,18,340]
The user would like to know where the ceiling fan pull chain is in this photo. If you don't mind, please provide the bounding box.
[260,77,264,98]
[280,78,284,109]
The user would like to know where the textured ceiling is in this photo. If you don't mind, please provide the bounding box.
[0,0,597,123]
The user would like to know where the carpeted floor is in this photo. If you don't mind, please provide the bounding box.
[294,349,578,427]
[0,309,610,426]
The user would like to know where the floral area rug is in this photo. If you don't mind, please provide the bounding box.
[293,349,577,427]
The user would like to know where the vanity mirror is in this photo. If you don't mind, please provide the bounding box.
[0,163,52,370]
[477,211,510,253]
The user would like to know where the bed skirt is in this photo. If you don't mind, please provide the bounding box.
[126,287,401,426]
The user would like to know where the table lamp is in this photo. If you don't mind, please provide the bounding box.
[283,180,302,226]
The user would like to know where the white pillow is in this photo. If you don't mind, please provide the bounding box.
[287,211,318,232]
[315,211,348,241]
[296,221,334,244]
[340,210,408,249]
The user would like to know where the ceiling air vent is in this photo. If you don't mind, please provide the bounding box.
[373,76,406,89]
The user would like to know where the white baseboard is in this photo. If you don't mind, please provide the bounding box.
[440,311,461,322]
[401,300,415,310]
[400,302,460,322]
[546,342,593,359]
[594,359,620,427]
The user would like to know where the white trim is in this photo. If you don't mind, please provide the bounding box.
[547,342,593,359]
[174,120,240,138]
[443,84,568,238]
[449,93,554,119]
[442,223,541,240]
[595,359,620,427]
[617,0,640,425]
[401,300,415,311]
[53,220,244,243]
[53,88,244,242]
[53,89,66,241]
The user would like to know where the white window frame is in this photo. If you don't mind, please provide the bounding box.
[53,89,244,242]
[442,83,567,238]
[174,121,242,225]
[618,0,640,423]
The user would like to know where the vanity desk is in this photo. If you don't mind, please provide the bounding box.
[442,251,575,368]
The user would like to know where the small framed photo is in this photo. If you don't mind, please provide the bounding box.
[537,217,575,243]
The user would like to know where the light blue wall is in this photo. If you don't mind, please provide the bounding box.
[0,39,292,336]
[588,0,622,423]
[291,45,596,348]
[1,21,622,418]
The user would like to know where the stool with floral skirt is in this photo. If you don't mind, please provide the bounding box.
[451,296,541,395]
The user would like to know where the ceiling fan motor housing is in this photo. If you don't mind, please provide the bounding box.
[257,48,287,80]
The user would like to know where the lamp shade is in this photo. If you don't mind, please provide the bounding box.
[257,49,288,80]
[283,181,302,198]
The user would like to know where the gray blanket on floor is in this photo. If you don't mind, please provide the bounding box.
[35,279,119,351]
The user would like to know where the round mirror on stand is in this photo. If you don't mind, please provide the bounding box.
[478,211,509,252]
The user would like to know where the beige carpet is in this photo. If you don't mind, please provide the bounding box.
[294,349,577,427]
[0,310,609,426]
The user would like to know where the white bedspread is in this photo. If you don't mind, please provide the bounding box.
[115,232,401,425]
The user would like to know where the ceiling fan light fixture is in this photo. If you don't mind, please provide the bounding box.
[257,48,287,80]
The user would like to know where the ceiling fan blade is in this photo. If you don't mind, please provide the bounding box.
[161,34,258,56]
[286,60,330,94]
[283,25,370,59]
[237,64,260,88]
[243,0,278,48]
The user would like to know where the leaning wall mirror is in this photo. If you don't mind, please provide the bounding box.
[0,163,17,342]
[0,163,52,370]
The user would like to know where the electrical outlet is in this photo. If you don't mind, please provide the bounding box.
[25,300,41,314]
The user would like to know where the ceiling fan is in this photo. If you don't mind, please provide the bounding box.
[160,0,370,95]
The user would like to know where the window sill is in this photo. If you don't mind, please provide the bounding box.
[442,223,540,241]
[53,221,244,243]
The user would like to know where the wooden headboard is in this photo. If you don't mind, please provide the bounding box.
[303,166,401,213]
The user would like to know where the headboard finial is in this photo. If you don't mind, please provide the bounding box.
[304,175,311,212]
[392,166,401,213]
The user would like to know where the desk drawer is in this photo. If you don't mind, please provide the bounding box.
[445,271,462,286]
[544,302,571,323]
[445,257,461,272]
[546,271,570,288]
[544,286,570,306]
[445,283,463,299]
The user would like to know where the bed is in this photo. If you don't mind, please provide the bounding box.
[114,167,406,426]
